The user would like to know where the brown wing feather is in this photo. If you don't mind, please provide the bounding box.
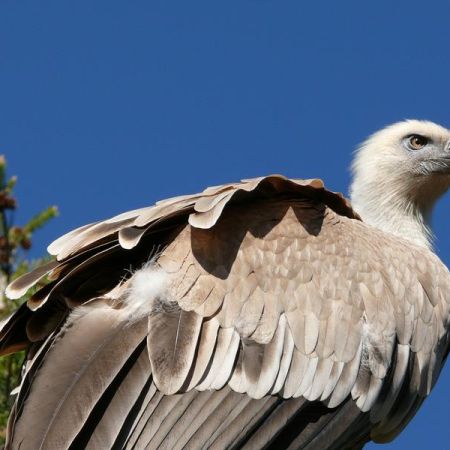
[2,175,449,449]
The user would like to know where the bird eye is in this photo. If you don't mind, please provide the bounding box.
[407,134,428,150]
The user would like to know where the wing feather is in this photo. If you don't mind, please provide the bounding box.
[83,347,151,449]
[195,327,235,391]
[12,303,148,449]
[123,384,163,448]
[4,174,450,448]
[147,307,202,395]
[163,390,220,450]
[271,322,295,394]
[5,260,59,300]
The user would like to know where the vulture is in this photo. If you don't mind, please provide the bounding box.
[2,120,450,450]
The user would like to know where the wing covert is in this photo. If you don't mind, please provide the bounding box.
[3,175,450,448]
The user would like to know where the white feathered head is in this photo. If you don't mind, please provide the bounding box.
[350,120,450,248]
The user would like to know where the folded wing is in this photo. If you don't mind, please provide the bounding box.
[3,175,450,449]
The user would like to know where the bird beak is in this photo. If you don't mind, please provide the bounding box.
[445,139,450,157]
[444,140,450,160]
[443,140,450,172]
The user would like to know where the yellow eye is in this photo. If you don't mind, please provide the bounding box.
[408,134,428,150]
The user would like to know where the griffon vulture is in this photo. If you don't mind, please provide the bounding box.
[2,120,450,449]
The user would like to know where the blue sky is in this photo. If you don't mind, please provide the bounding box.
[2,1,450,448]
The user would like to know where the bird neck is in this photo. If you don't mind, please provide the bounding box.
[349,174,450,250]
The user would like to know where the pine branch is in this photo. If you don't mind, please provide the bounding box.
[0,156,57,442]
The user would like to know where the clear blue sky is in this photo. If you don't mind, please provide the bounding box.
[2,1,450,448]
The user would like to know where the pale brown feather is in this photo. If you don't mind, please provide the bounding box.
[3,175,449,449]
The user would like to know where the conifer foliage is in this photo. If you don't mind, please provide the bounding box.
[0,156,57,442]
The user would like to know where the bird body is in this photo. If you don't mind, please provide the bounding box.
[2,121,450,449]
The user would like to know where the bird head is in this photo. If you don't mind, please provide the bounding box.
[350,120,450,248]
